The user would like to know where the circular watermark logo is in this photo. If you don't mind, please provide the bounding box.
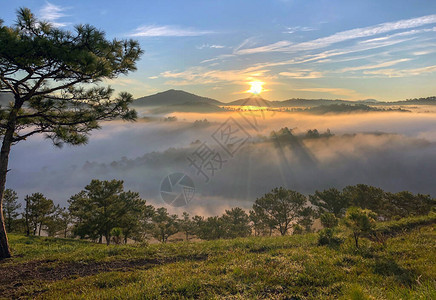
[160,172,195,207]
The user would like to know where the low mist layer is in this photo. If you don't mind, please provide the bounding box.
[7,110,436,216]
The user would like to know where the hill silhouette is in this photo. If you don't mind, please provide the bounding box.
[133,89,222,106]
[132,90,435,111]
[226,95,273,107]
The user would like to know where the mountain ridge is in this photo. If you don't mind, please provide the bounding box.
[134,89,436,107]
[133,89,222,106]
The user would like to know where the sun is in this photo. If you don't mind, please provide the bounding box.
[247,81,264,95]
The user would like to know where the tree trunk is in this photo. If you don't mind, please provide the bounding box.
[354,232,359,248]
[0,208,10,259]
[25,214,30,236]
[0,106,19,259]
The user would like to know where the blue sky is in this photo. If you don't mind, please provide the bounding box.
[2,0,436,101]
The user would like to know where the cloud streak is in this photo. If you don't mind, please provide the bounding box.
[130,25,214,37]
[363,65,436,77]
[197,44,226,50]
[39,2,70,27]
[339,58,412,73]
[236,14,436,54]
[160,66,275,86]
[284,26,316,34]
[279,70,323,79]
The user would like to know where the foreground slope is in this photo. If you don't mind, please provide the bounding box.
[1,218,435,299]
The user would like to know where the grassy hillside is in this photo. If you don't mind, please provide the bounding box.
[1,217,435,299]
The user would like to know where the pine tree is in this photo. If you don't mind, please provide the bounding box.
[3,189,21,232]
[0,8,142,258]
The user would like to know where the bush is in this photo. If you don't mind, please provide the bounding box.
[373,212,436,237]
[110,228,123,245]
[318,228,343,247]
[320,212,338,228]
[292,224,303,235]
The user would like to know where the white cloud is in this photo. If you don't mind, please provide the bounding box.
[241,36,415,71]
[293,15,436,50]
[363,65,436,77]
[197,44,226,50]
[39,2,70,27]
[284,26,316,34]
[130,25,214,37]
[359,27,436,44]
[279,70,323,79]
[236,14,436,55]
[339,58,412,73]
[160,66,274,86]
[413,50,436,56]
[233,37,259,53]
[234,40,292,55]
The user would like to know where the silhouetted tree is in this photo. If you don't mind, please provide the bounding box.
[297,206,315,233]
[0,8,142,258]
[179,212,196,241]
[110,227,123,245]
[384,191,435,219]
[320,212,338,229]
[193,215,226,240]
[342,184,386,215]
[45,206,71,237]
[253,187,308,236]
[305,129,320,138]
[309,188,349,218]
[249,210,270,236]
[69,179,148,245]
[222,207,251,238]
[117,191,151,244]
[150,207,179,243]
[3,189,20,232]
[23,193,55,236]
[343,207,376,248]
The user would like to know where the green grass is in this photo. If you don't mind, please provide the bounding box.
[2,219,435,299]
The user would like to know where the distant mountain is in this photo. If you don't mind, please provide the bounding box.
[133,90,436,112]
[226,96,273,107]
[388,96,436,106]
[301,104,399,114]
[133,89,223,106]
[360,99,379,103]
[276,98,352,108]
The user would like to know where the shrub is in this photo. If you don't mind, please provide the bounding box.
[318,228,342,247]
[320,212,338,228]
[292,224,304,235]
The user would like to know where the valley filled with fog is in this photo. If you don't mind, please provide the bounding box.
[7,98,436,216]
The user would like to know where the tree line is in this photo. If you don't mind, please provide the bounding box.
[4,180,434,245]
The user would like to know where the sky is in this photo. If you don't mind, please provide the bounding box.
[1,0,436,101]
